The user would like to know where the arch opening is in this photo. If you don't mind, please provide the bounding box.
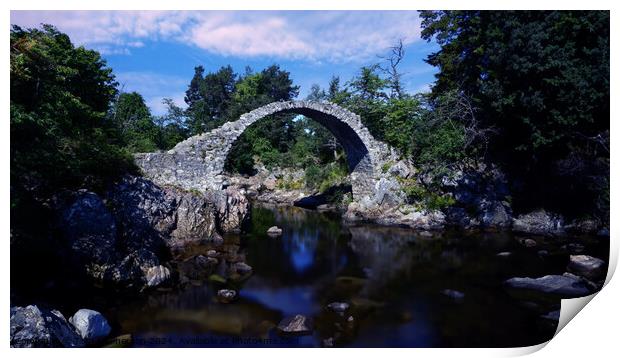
[223,108,371,178]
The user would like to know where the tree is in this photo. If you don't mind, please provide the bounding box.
[109,91,159,152]
[153,98,190,150]
[379,39,406,99]
[306,84,326,102]
[11,24,135,198]
[420,10,610,216]
[184,66,207,134]
[185,65,237,134]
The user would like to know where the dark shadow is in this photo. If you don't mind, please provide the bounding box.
[294,183,352,210]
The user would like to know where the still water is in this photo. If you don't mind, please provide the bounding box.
[23,204,609,347]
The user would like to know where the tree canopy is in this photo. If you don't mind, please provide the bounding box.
[11,24,135,197]
[420,10,610,215]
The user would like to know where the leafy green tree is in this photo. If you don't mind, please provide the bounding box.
[306,84,326,102]
[109,91,159,152]
[185,65,237,134]
[153,98,190,150]
[339,66,390,142]
[420,10,610,216]
[184,66,207,134]
[11,24,135,199]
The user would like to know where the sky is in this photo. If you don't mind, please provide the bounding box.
[10,10,439,115]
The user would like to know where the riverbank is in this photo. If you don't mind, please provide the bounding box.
[226,163,609,236]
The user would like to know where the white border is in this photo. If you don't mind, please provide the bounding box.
[3,1,617,357]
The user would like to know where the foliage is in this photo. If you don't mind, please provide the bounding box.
[398,177,456,211]
[185,65,236,133]
[10,24,136,198]
[153,98,191,150]
[420,10,610,216]
[109,92,158,152]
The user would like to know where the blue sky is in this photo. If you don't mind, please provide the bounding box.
[11,10,439,115]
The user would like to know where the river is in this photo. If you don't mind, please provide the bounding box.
[14,204,608,347]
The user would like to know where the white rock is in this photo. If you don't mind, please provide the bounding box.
[267,226,283,236]
[145,265,170,287]
[69,309,111,342]
[567,255,605,280]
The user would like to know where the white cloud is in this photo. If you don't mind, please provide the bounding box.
[114,72,188,115]
[10,10,422,63]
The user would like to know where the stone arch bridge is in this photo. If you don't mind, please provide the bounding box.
[135,101,393,199]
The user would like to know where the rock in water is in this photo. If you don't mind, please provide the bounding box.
[233,262,253,276]
[442,289,465,300]
[69,309,111,342]
[145,265,171,287]
[504,274,591,297]
[567,255,606,280]
[267,226,283,237]
[217,289,237,303]
[512,210,565,236]
[327,302,350,314]
[480,200,512,228]
[277,314,312,336]
[11,305,85,348]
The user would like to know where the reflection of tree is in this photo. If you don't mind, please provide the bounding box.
[242,206,349,285]
[348,226,420,296]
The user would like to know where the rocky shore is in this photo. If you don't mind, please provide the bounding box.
[11,174,256,347]
[226,162,609,236]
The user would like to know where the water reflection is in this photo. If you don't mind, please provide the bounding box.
[85,204,607,347]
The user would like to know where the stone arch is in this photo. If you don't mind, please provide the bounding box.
[135,101,390,199]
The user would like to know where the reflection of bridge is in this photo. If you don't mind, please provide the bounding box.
[136,101,391,199]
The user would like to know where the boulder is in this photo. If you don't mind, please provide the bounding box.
[267,226,283,236]
[69,309,112,342]
[107,176,177,252]
[145,265,171,287]
[567,218,601,234]
[567,255,606,280]
[232,262,253,276]
[169,192,217,245]
[522,238,538,248]
[504,274,591,297]
[480,200,512,228]
[513,210,565,236]
[56,190,118,275]
[373,177,406,206]
[207,186,250,233]
[277,314,313,336]
[10,305,84,348]
[109,175,224,251]
[217,289,237,303]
